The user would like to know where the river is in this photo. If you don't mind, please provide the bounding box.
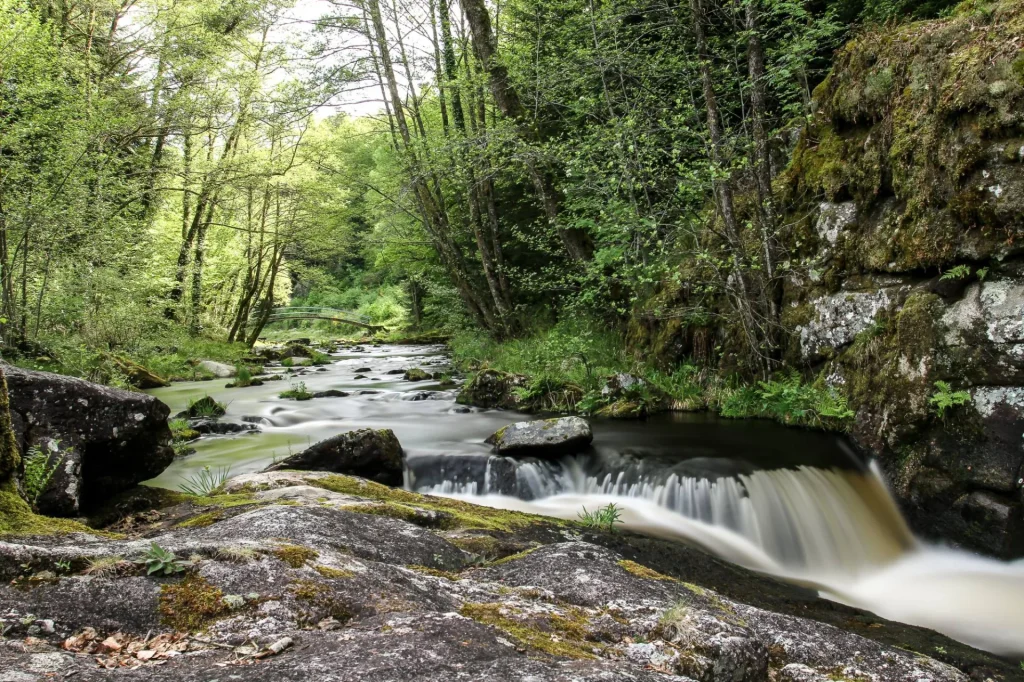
[146,343,1024,657]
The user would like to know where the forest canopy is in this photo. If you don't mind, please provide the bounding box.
[0,0,961,382]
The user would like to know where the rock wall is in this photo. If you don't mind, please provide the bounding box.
[779,0,1024,557]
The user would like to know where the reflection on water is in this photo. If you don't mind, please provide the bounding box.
[146,343,1024,657]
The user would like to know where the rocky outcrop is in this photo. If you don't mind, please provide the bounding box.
[264,428,404,485]
[109,356,170,389]
[486,417,593,458]
[4,365,174,516]
[0,471,1010,681]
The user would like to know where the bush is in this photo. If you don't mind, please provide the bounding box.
[720,373,854,429]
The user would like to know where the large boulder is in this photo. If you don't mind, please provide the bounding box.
[4,365,174,516]
[264,428,404,485]
[457,369,530,409]
[198,360,235,378]
[485,417,593,458]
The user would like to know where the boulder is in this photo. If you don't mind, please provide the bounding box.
[403,368,431,381]
[485,417,593,458]
[264,428,404,485]
[457,369,530,410]
[198,361,235,379]
[311,390,350,398]
[108,356,169,389]
[286,338,311,346]
[4,364,174,515]
[187,420,259,436]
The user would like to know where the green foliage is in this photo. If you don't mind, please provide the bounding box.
[186,397,227,418]
[178,466,232,497]
[578,503,624,532]
[234,365,254,387]
[929,381,972,419]
[720,374,854,429]
[141,543,189,576]
[279,382,313,401]
[940,265,972,281]
[22,442,66,505]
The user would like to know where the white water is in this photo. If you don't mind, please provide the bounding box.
[430,464,1024,656]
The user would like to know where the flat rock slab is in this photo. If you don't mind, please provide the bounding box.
[198,360,235,378]
[486,417,593,458]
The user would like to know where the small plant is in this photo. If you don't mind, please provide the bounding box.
[578,503,624,532]
[178,465,232,496]
[279,381,313,401]
[940,264,972,281]
[929,381,972,419]
[310,351,331,365]
[55,559,72,572]
[234,365,254,387]
[84,555,129,577]
[976,267,989,280]
[186,396,226,418]
[281,357,294,368]
[23,441,66,504]
[141,543,189,576]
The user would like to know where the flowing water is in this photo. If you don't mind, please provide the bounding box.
[147,343,1024,657]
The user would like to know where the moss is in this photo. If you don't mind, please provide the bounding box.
[289,578,353,623]
[488,546,541,566]
[343,501,451,529]
[406,565,461,580]
[594,400,643,419]
[459,602,600,659]
[0,484,115,538]
[175,511,222,528]
[308,475,555,531]
[313,564,355,579]
[617,560,677,581]
[272,544,319,568]
[159,574,228,631]
[0,367,20,480]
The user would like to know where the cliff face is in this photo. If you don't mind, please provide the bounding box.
[780,0,1024,556]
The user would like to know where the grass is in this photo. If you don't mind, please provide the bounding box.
[279,381,313,400]
[577,503,623,532]
[177,466,232,496]
[719,373,854,429]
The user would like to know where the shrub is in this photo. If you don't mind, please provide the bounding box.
[720,373,854,429]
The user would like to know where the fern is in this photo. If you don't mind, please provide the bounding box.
[939,264,972,281]
[929,381,971,419]
[23,441,66,504]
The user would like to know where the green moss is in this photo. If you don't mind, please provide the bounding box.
[488,546,541,566]
[447,535,504,559]
[0,485,115,538]
[0,367,20,480]
[289,578,353,623]
[459,602,600,659]
[314,564,355,579]
[617,560,677,581]
[406,565,461,580]
[273,544,319,568]
[343,501,447,528]
[159,574,228,631]
[175,512,222,528]
[308,475,555,531]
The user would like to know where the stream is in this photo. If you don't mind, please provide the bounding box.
[146,343,1024,657]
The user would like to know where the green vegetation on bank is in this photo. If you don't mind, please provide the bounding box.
[450,320,855,430]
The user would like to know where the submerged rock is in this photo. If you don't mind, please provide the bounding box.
[264,428,404,485]
[198,360,235,378]
[312,390,350,399]
[188,419,259,436]
[486,417,593,458]
[4,365,174,516]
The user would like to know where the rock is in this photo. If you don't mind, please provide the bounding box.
[4,364,174,516]
[286,338,311,346]
[264,429,404,485]
[402,391,437,401]
[457,369,530,410]
[0,471,1005,682]
[354,367,372,373]
[108,356,169,389]
[188,420,259,436]
[352,374,368,379]
[175,396,225,420]
[198,361,235,378]
[225,379,264,388]
[403,368,431,381]
[311,390,350,399]
[594,400,643,419]
[385,369,405,375]
[485,417,593,458]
